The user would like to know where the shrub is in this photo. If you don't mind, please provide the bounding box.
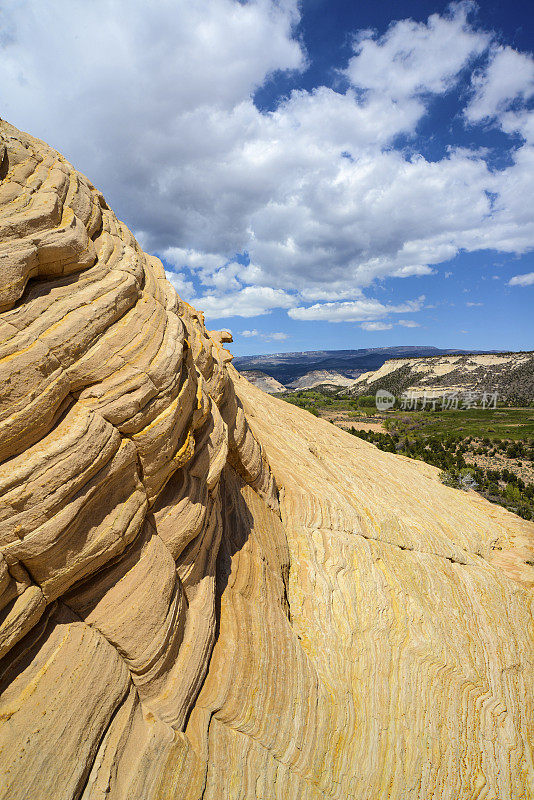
[440,468,478,491]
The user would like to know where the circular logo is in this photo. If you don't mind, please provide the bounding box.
[375,389,395,410]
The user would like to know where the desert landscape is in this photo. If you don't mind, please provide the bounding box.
[1,1,533,798]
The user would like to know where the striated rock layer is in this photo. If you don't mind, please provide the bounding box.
[239,369,287,394]
[351,351,534,400]
[0,119,533,800]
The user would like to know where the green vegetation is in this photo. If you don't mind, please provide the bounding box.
[274,389,376,414]
[385,408,534,441]
[359,364,414,397]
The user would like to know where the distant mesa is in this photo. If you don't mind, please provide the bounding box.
[236,348,534,404]
[241,368,359,392]
[233,345,500,387]
[286,369,358,390]
[350,351,534,402]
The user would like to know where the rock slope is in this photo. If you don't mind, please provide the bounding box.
[0,120,533,800]
[239,369,286,393]
[286,370,358,390]
[352,352,534,401]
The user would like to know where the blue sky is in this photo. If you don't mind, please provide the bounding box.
[1,0,533,355]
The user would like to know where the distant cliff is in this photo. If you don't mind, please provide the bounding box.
[241,368,359,392]
[351,351,534,402]
[239,369,286,393]
[233,345,487,385]
[286,369,358,390]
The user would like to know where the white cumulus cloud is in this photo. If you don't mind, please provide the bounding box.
[360,321,393,331]
[347,3,488,103]
[508,271,534,286]
[164,270,194,298]
[466,46,534,123]
[196,286,295,318]
[288,296,425,323]
[241,329,289,341]
[0,1,532,321]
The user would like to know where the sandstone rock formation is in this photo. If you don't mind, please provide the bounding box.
[239,369,287,394]
[0,119,533,800]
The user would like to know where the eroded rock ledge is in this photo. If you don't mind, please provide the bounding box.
[0,120,532,800]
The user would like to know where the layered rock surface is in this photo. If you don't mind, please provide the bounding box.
[0,120,533,800]
[239,369,286,394]
[351,352,534,399]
